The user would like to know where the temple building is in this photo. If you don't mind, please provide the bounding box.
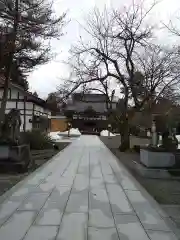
[0,82,51,132]
[64,93,117,133]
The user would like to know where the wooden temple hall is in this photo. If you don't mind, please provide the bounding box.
[65,93,117,133]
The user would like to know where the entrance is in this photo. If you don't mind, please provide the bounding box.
[84,121,97,131]
[80,121,99,135]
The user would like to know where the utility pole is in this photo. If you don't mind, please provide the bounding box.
[0,0,20,132]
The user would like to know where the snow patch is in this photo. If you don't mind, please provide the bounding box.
[176,135,180,142]
[49,131,78,142]
[100,130,115,137]
[49,132,62,141]
[58,128,81,137]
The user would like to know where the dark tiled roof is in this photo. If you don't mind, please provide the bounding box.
[0,80,51,110]
[72,93,118,103]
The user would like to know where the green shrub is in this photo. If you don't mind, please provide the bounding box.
[129,125,140,136]
[133,145,140,153]
[20,130,54,150]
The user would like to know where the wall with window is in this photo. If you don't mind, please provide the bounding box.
[0,86,51,132]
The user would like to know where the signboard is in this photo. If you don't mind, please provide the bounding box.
[72,115,107,120]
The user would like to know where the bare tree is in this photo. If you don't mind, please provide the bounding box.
[135,45,180,110]
[164,13,180,38]
[59,1,180,151]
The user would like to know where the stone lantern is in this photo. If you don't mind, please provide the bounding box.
[151,120,157,146]
[67,122,71,137]
[108,124,112,138]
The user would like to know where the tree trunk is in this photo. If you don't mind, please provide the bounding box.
[0,57,13,125]
[0,0,19,135]
[119,117,130,151]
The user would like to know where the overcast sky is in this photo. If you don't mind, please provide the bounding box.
[28,0,180,99]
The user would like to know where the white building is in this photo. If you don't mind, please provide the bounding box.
[0,83,51,132]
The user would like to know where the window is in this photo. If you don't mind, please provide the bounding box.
[32,115,40,130]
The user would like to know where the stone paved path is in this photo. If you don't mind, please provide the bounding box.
[0,136,178,240]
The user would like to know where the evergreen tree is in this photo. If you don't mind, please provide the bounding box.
[33,91,38,97]
[0,0,66,128]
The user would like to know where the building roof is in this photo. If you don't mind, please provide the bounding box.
[65,93,117,113]
[72,93,118,103]
[0,81,50,110]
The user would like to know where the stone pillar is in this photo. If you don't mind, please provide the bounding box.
[151,120,157,147]
[108,124,111,138]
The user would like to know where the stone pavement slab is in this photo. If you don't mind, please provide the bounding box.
[146,230,178,240]
[88,227,119,240]
[56,212,87,240]
[0,136,179,239]
[35,208,63,225]
[24,226,58,240]
[115,214,150,240]
[106,184,134,214]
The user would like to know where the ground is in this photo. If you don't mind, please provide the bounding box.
[0,135,178,240]
[100,135,180,230]
[0,142,69,196]
[100,135,180,204]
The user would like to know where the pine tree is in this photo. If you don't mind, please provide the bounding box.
[33,91,38,97]
[0,0,66,130]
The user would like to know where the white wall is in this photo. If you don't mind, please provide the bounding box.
[20,115,24,132]
[26,102,33,110]
[0,87,20,100]
[0,87,51,132]
[26,110,33,115]
[34,104,51,117]
[19,93,24,99]
[6,101,16,109]
[17,102,24,109]
[25,116,32,131]
[11,89,18,99]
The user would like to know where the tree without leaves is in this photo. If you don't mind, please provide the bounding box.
[134,45,180,110]
[164,13,180,38]
[60,1,180,151]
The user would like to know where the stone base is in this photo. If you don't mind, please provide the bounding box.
[140,148,175,168]
[0,144,32,171]
[133,161,180,179]
[133,161,172,179]
[0,145,10,159]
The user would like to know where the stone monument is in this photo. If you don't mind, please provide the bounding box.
[140,115,178,168]
[151,119,158,147]
[0,109,32,171]
[1,109,21,145]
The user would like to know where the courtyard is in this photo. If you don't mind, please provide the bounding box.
[0,135,178,240]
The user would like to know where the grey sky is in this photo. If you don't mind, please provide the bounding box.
[28,0,180,99]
